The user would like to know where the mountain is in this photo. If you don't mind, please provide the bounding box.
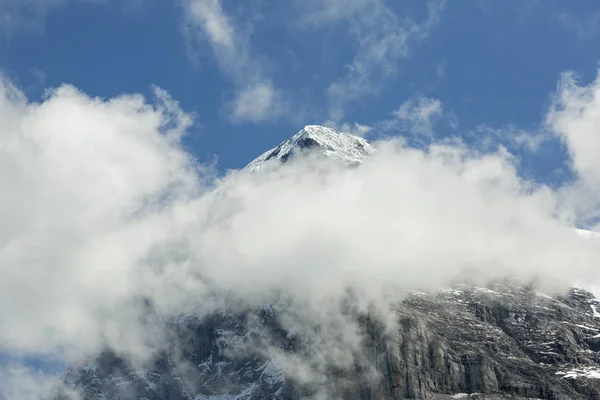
[245,125,374,172]
[50,126,600,400]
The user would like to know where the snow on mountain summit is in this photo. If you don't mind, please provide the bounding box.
[245,125,375,172]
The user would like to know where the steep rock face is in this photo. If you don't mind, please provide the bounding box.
[386,285,600,399]
[52,308,290,400]
[53,285,600,399]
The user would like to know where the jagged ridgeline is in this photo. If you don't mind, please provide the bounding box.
[51,126,600,400]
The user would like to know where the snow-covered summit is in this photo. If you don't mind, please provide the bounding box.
[245,125,375,172]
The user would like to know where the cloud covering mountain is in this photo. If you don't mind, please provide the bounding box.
[3,70,600,398]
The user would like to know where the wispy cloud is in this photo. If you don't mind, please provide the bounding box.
[183,0,233,48]
[231,81,285,123]
[556,10,600,41]
[323,120,373,137]
[296,0,446,121]
[182,0,285,122]
[392,95,445,136]
[378,94,456,141]
[467,124,551,153]
[0,364,66,400]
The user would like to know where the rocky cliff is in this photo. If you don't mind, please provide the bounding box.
[51,284,600,399]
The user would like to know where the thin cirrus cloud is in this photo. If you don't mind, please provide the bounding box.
[183,0,234,47]
[391,95,445,136]
[231,81,280,123]
[181,0,448,125]
[181,0,286,122]
[295,0,447,121]
[374,94,459,145]
[556,10,600,41]
[181,0,448,124]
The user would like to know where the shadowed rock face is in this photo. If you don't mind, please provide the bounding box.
[52,285,600,400]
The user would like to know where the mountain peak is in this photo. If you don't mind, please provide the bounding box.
[245,125,374,172]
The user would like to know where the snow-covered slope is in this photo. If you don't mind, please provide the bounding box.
[245,125,374,172]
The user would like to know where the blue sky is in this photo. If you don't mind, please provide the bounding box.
[2,0,600,176]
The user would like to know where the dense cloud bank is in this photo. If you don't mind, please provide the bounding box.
[3,71,600,398]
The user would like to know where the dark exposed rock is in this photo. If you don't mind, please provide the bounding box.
[51,284,600,399]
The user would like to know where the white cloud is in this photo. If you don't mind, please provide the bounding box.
[323,120,373,137]
[392,95,444,136]
[297,0,446,121]
[547,70,600,223]
[469,124,550,152]
[548,71,600,182]
[182,0,283,122]
[343,122,372,137]
[182,0,248,78]
[231,81,284,123]
[185,0,234,48]
[0,364,70,400]
[0,76,203,364]
[5,70,600,396]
